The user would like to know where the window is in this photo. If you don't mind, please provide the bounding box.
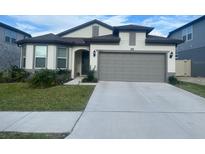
[182,26,193,42]
[5,36,10,43]
[22,46,26,68]
[57,47,68,69]
[35,46,47,68]
[182,35,186,41]
[4,30,17,44]
[92,25,99,37]
[11,38,16,44]
[129,32,136,46]
[187,33,192,40]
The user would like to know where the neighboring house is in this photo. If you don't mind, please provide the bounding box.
[168,15,205,77]
[17,19,182,82]
[0,22,31,70]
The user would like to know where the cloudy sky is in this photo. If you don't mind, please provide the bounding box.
[0,15,201,37]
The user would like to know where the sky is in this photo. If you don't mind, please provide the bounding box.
[0,15,201,37]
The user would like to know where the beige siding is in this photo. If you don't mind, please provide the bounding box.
[25,45,34,69]
[47,45,56,69]
[90,32,176,74]
[62,24,112,38]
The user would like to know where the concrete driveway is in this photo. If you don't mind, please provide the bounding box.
[68,81,205,139]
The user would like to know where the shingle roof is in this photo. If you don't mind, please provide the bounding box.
[17,33,120,45]
[17,33,86,45]
[57,19,113,36]
[114,25,154,33]
[146,35,183,44]
[168,15,205,37]
[0,22,31,37]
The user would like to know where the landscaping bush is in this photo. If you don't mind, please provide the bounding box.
[0,65,30,83]
[29,69,71,88]
[56,69,71,84]
[168,76,179,85]
[82,69,98,83]
[29,69,57,88]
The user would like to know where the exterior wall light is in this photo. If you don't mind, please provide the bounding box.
[93,50,96,57]
[169,52,173,59]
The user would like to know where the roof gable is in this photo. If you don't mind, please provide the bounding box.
[168,15,205,37]
[57,19,113,37]
[114,25,154,33]
[0,22,31,37]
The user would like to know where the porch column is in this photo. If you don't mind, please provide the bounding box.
[71,49,75,78]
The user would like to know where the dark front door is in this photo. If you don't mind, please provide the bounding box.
[82,51,89,75]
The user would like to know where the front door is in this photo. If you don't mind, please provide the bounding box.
[82,51,89,75]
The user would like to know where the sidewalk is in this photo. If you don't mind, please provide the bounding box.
[177,77,205,86]
[0,112,81,133]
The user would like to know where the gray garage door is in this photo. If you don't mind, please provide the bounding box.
[98,52,166,82]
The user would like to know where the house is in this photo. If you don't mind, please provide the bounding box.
[168,15,205,77]
[17,19,182,82]
[0,22,31,70]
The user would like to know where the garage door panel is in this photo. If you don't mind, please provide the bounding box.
[99,52,166,82]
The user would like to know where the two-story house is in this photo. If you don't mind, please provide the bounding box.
[168,15,205,77]
[0,22,31,70]
[17,19,182,82]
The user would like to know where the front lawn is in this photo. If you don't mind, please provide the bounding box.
[0,132,68,139]
[176,81,205,98]
[0,83,94,111]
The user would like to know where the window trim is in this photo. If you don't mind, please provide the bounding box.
[34,45,48,69]
[56,46,68,69]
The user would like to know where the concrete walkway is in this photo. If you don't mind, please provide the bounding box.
[177,77,205,86]
[0,112,81,133]
[68,81,205,139]
[64,77,97,85]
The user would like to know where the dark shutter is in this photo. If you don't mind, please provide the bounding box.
[92,26,99,37]
[129,32,136,46]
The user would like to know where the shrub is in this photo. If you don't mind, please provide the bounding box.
[56,69,71,84]
[82,69,98,83]
[29,69,57,88]
[0,65,30,83]
[168,76,179,85]
[29,69,71,88]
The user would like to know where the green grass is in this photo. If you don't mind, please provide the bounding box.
[0,132,68,139]
[0,83,95,111]
[176,81,205,98]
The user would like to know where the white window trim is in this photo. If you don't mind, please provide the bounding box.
[34,45,47,69]
[57,47,68,69]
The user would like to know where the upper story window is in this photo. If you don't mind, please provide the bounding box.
[182,26,193,42]
[57,47,68,69]
[5,36,10,43]
[92,25,99,37]
[35,46,47,68]
[4,30,17,44]
[129,32,136,46]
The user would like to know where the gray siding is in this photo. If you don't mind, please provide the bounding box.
[170,19,205,51]
[0,26,26,70]
[178,46,205,77]
[169,18,205,77]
